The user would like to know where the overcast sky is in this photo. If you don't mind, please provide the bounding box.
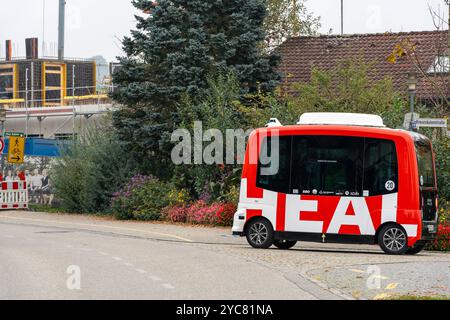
[0,0,448,62]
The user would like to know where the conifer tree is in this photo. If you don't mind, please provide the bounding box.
[112,0,280,176]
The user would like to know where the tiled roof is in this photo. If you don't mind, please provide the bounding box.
[277,30,449,100]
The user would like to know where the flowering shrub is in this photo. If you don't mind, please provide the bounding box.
[111,174,237,226]
[111,175,171,221]
[162,206,188,223]
[163,201,237,227]
[166,188,191,207]
[185,201,218,225]
[427,224,450,252]
[439,200,449,226]
[214,202,237,227]
[425,201,450,252]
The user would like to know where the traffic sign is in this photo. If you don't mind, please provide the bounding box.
[7,136,25,164]
[0,139,4,154]
[4,132,24,138]
[414,118,448,128]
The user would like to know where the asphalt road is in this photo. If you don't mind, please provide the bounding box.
[0,211,449,300]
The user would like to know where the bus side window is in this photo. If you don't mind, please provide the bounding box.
[363,139,398,196]
[291,136,364,196]
[256,136,292,194]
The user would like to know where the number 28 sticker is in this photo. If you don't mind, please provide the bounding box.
[385,180,395,192]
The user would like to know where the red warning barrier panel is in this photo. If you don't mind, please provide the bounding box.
[0,181,28,210]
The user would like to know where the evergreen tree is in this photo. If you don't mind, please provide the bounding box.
[112,0,280,177]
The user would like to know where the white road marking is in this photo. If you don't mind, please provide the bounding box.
[0,215,193,242]
[348,269,365,274]
[162,284,175,290]
[136,269,147,274]
[113,257,123,261]
[99,251,109,256]
[372,275,390,280]
[150,276,162,281]
[123,262,134,267]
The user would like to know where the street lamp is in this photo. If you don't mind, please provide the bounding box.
[407,72,418,131]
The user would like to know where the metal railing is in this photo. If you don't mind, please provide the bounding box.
[0,85,115,108]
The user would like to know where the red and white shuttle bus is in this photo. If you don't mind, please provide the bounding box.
[232,113,439,255]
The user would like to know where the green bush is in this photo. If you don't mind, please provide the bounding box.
[173,73,246,201]
[434,137,450,201]
[52,123,137,214]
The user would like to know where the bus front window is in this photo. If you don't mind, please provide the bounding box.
[416,142,436,189]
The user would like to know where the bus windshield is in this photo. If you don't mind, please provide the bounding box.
[416,141,436,188]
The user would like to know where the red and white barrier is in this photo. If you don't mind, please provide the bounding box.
[0,181,28,210]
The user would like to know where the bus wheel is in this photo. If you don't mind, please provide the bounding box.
[274,240,297,250]
[245,218,274,249]
[406,243,427,255]
[378,225,408,255]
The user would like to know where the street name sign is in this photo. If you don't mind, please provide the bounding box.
[5,132,25,138]
[414,118,448,128]
[7,136,25,164]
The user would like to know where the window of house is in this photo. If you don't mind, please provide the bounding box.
[291,136,364,196]
[427,55,450,74]
[363,139,398,196]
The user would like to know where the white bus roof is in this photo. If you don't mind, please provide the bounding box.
[297,113,386,128]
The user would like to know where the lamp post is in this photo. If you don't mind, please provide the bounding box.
[407,72,418,131]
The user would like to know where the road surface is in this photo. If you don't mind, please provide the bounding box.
[0,211,449,300]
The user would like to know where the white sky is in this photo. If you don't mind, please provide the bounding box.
[0,0,448,62]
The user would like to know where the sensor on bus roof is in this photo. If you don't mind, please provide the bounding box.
[297,113,386,128]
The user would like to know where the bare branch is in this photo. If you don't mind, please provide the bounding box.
[428,3,449,28]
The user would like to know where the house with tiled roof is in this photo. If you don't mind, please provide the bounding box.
[277,30,449,104]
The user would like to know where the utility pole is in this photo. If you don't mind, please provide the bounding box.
[341,0,344,35]
[0,107,6,178]
[58,0,66,60]
[25,68,29,137]
[42,0,45,56]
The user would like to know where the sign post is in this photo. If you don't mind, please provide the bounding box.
[403,113,420,130]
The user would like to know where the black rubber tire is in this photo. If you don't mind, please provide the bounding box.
[274,240,297,250]
[406,243,427,255]
[378,224,408,255]
[245,218,274,249]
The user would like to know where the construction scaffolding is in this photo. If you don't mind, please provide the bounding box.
[0,57,107,108]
